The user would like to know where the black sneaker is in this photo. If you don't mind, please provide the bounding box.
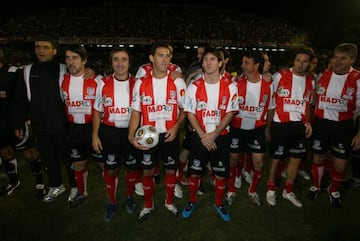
[307,186,320,200]
[154,174,160,184]
[329,191,342,208]
[126,197,136,214]
[341,178,360,189]
[104,203,118,222]
[69,192,88,208]
[5,181,21,196]
[320,180,330,192]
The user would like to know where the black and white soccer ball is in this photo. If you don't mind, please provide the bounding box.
[135,125,159,148]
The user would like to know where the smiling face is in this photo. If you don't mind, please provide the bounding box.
[149,46,171,78]
[111,50,130,79]
[333,50,355,75]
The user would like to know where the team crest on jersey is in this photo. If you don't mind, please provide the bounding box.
[219,96,228,110]
[85,87,96,99]
[168,90,177,104]
[260,95,268,107]
[238,95,245,105]
[343,87,355,100]
[277,86,290,97]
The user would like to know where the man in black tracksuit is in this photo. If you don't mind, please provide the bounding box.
[12,36,76,202]
[0,47,45,197]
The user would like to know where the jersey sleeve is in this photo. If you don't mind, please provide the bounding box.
[175,77,187,109]
[131,78,142,112]
[226,82,239,113]
[184,83,197,114]
[93,79,105,112]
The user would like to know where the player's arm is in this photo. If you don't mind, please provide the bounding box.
[12,68,28,139]
[165,108,186,142]
[265,108,275,142]
[92,109,103,154]
[203,111,235,150]
[187,112,205,140]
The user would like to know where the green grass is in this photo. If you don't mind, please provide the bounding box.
[1,157,360,241]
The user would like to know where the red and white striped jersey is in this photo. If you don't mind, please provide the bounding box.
[270,68,314,123]
[61,73,98,124]
[132,73,186,133]
[94,74,135,128]
[185,76,238,135]
[135,62,182,79]
[314,67,360,121]
[232,75,273,130]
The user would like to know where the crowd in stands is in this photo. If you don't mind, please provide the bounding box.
[0,3,301,47]
[0,2,344,77]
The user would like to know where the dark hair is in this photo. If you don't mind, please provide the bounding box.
[242,50,265,73]
[149,42,171,56]
[64,44,87,60]
[109,47,131,65]
[201,47,223,63]
[34,35,59,50]
[294,47,315,62]
[334,43,358,59]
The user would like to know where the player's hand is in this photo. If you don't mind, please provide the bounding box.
[129,136,150,150]
[265,126,271,142]
[352,133,360,150]
[263,72,272,82]
[164,128,177,143]
[170,71,183,79]
[305,122,312,139]
[14,129,24,139]
[201,132,217,151]
[92,136,103,154]
[204,141,217,151]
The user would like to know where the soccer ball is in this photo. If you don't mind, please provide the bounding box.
[135,125,159,148]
